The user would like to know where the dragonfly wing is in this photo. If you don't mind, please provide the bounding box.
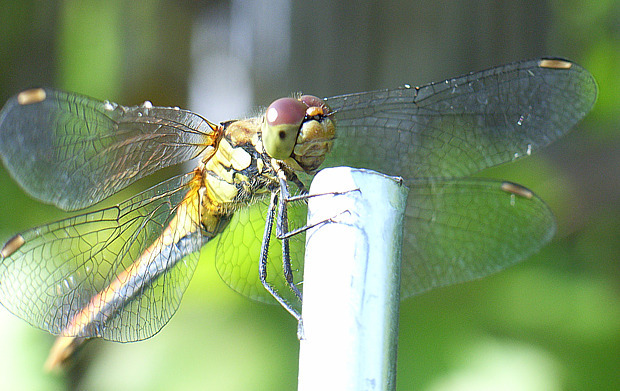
[0,173,205,342]
[214,197,307,312]
[400,178,555,298]
[323,58,597,179]
[0,88,218,211]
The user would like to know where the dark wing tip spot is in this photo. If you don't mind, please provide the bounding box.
[501,181,534,199]
[17,88,47,105]
[538,59,572,70]
[1,234,25,258]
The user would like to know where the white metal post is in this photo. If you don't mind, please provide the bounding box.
[298,167,408,391]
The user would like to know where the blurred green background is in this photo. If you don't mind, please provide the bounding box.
[0,0,618,390]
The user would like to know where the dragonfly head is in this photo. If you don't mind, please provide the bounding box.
[262,97,306,160]
[262,95,335,174]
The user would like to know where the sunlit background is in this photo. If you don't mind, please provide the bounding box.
[0,1,618,390]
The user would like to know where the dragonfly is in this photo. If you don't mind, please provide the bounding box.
[0,58,596,370]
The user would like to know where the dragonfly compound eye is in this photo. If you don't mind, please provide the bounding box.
[262,97,306,160]
[300,94,330,117]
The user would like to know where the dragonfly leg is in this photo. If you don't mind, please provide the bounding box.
[275,178,304,301]
[284,186,360,203]
[281,208,352,239]
[259,191,302,321]
[280,164,307,194]
[277,185,359,240]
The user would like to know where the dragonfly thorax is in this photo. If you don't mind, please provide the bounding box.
[201,119,278,217]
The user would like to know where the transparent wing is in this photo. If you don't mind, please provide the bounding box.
[0,88,218,211]
[214,197,307,312]
[214,178,554,303]
[0,173,205,342]
[323,58,597,180]
[401,178,555,298]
